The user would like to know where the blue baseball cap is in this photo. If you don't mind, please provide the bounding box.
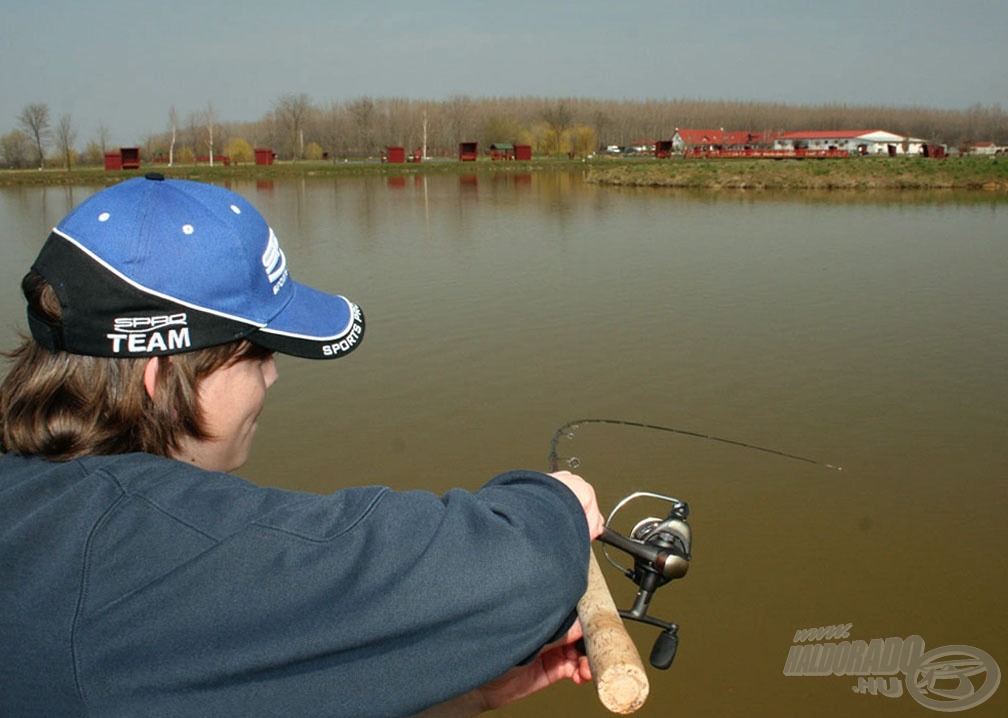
[27,174,364,360]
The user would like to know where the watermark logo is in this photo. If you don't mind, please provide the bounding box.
[907,645,1001,712]
[784,624,1000,712]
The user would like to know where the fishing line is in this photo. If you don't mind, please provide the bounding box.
[548,418,841,472]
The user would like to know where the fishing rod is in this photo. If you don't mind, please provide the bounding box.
[549,417,842,473]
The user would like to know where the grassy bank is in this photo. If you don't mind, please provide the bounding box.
[2,155,1006,192]
[0,158,585,187]
[585,155,1008,191]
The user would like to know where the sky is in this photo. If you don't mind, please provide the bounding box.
[2,0,1005,146]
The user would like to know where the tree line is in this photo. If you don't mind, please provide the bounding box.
[3,94,1006,169]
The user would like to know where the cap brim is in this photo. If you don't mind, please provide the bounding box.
[251,281,364,360]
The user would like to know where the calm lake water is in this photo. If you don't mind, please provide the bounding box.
[1,174,1005,717]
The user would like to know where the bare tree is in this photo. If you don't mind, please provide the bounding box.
[347,97,376,157]
[200,102,218,166]
[443,94,473,147]
[168,106,178,166]
[274,93,312,160]
[54,114,77,169]
[19,102,51,168]
[381,97,414,148]
[186,112,200,164]
[542,100,572,134]
[70,95,1008,164]
[314,102,344,157]
[81,141,104,166]
[96,123,110,155]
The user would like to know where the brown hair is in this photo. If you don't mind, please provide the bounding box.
[0,272,273,461]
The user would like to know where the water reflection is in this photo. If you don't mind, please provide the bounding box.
[0,175,1005,718]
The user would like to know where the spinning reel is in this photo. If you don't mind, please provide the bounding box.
[596,491,692,670]
[549,419,835,672]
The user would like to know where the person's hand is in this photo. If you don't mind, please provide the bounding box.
[549,470,605,540]
[412,624,592,717]
[473,621,592,712]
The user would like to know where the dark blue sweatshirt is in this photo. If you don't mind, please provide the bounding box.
[0,453,589,717]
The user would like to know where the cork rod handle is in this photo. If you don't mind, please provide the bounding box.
[577,550,650,714]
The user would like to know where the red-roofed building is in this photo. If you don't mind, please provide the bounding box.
[971,141,999,155]
[671,129,766,153]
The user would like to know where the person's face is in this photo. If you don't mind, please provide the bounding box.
[174,353,279,472]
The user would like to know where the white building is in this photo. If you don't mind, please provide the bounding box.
[773,130,929,156]
[971,142,1000,156]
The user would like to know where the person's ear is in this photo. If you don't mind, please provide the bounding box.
[143,356,160,401]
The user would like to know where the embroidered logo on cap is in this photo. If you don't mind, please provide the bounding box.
[262,228,289,295]
[107,313,192,354]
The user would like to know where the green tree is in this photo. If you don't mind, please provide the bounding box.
[570,124,597,158]
[539,125,569,156]
[304,141,324,160]
[480,116,524,149]
[541,101,572,155]
[1,130,33,168]
[225,137,254,164]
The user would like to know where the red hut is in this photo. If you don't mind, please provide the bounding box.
[104,148,140,170]
[385,146,406,163]
[254,148,275,165]
[458,141,478,161]
[120,147,140,169]
[489,143,515,160]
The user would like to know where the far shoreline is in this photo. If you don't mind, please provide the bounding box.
[1,155,1005,193]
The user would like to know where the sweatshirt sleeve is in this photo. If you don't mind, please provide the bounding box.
[74,467,590,718]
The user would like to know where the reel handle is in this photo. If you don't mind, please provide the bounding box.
[649,626,680,670]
